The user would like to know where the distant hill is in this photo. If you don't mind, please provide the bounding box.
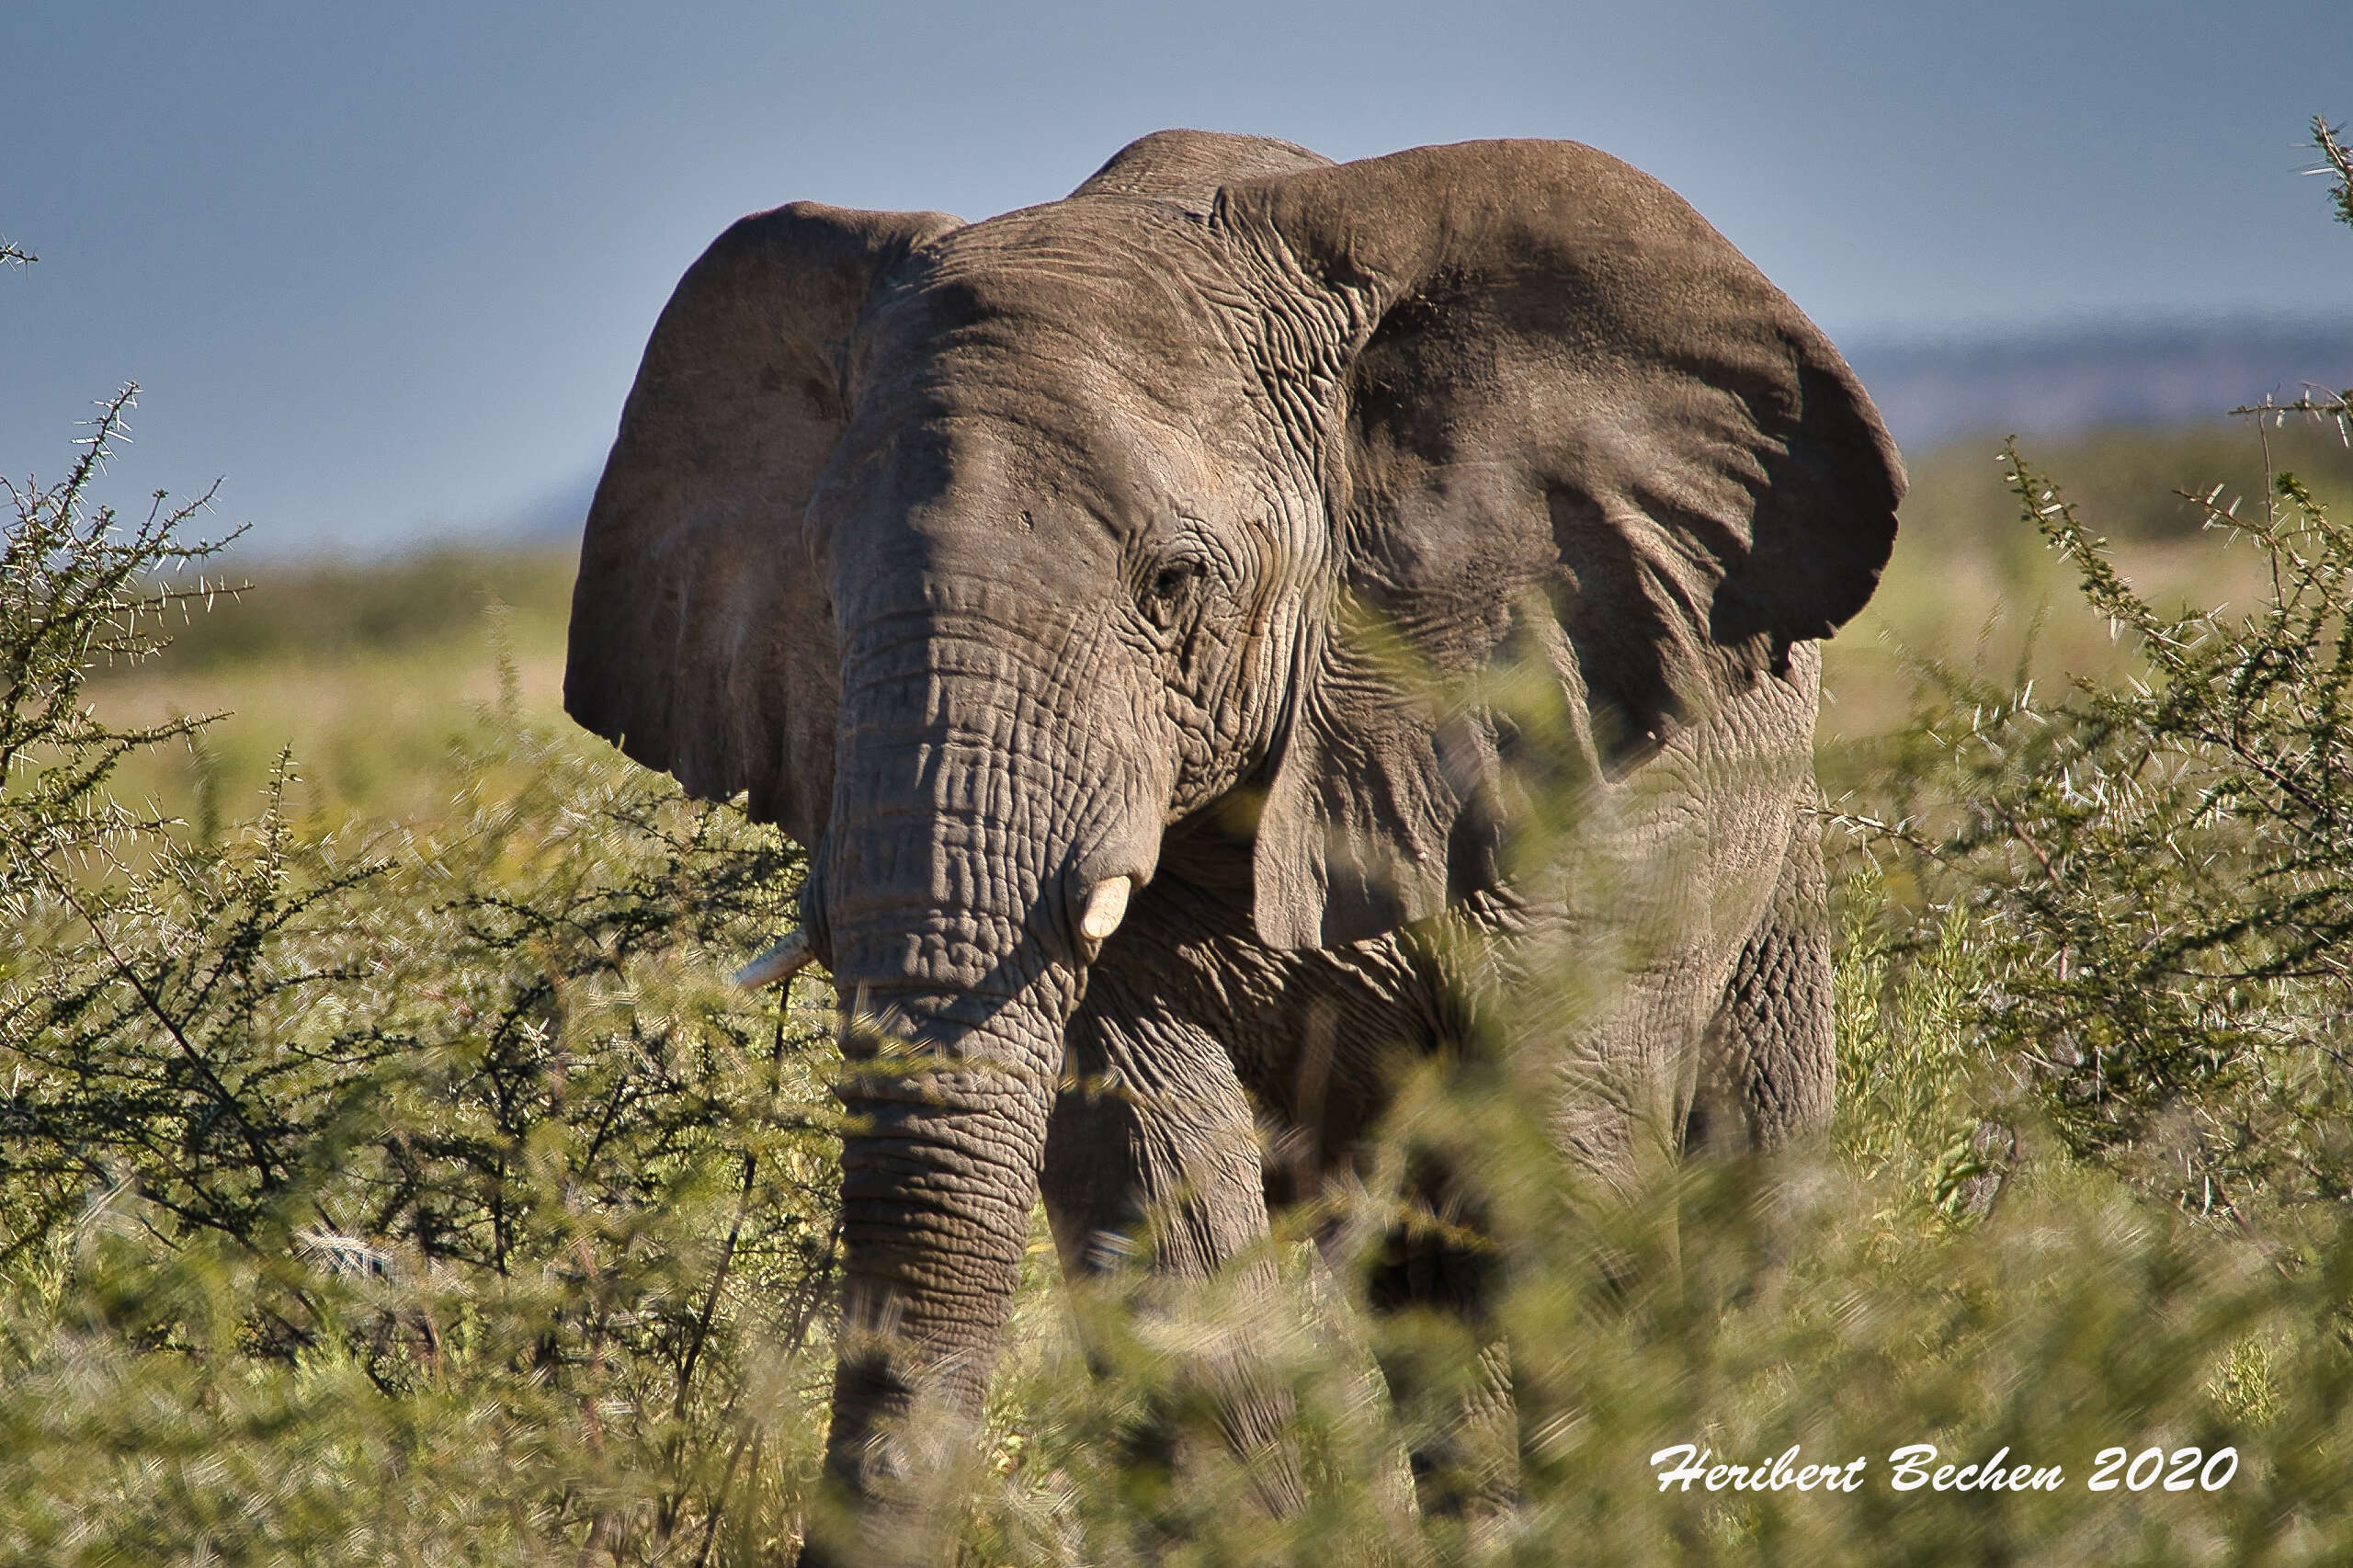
[1844,317,2353,450]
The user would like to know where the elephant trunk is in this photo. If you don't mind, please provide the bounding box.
[820,967,1062,1552]
[811,606,1149,1551]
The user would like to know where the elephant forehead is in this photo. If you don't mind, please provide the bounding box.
[863,206,1267,430]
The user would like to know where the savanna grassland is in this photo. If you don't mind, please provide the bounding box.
[11,127,2353,1566]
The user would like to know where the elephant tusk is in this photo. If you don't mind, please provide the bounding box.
[1078,876,1132,944]
[733,929,815,990]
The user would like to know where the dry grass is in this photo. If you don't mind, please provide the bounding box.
[85,549,578,827]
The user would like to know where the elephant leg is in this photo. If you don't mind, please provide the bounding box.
[1040,991,1306,1517]
[1687,808,1835,1155]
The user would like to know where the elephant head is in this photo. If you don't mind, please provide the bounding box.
[565,129,1901,1547]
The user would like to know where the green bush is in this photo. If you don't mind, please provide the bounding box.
[1838,429,2353,1229]
[2,389,840,1563]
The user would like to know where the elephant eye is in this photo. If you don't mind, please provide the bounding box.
[1141,557,1203,623]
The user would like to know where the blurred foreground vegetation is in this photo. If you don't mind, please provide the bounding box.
[10,121,2353,1566]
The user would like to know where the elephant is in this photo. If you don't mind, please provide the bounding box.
[563,129,1903,1560]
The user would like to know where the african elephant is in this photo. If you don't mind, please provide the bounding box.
[564,129,1902,1560]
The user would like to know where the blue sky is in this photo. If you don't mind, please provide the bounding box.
[6,1,2350,556]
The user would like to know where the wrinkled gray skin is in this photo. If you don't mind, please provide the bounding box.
[565,131,1902,1561]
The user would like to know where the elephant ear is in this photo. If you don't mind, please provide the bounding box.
[565,201,959,847]
[1213,141,1904,949]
